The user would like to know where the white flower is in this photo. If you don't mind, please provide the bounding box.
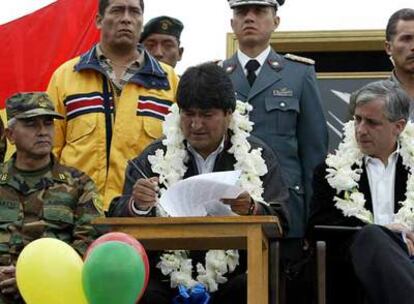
[196,263,220,292]
[327,121,414,228]
[154,100,266,292]
[170,270,197,289]
[326,166,361,193]
[225,249,239,272]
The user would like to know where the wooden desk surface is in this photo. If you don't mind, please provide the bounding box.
[93,216,281,250]
[94,215,281,303]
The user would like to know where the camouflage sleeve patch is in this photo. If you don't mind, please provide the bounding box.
[76,171,103,215]
[284,53,315,65]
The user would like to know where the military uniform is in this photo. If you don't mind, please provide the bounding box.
[225,0,328,237]
[0,155,103,303]
[0,155,103,263]
[0,92,103,304]
[223,51,328,237]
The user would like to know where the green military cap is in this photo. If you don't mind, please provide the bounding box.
[228,0,285,8]
[6,92,64,121]
[140,16,184,43]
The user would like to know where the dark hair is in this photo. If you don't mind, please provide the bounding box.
[177,62,236,112]
[98,0,144,16]
[386,8,414,41]
[349,80,410,122]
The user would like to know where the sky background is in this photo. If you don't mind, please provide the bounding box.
[0,0,413,74]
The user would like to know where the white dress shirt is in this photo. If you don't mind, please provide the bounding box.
[365,148,399,225]
[131,138,225,215]
[237,46,271,77]
[187,138,225,174]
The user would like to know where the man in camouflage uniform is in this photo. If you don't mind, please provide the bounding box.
[0,92,103,303]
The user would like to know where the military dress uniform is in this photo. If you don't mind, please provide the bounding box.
[223,41,328,238]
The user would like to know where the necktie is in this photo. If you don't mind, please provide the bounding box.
[245,59,260,87]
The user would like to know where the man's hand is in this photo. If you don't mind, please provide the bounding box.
[131,177,159,210]
[0,266,17,295]
[385,223,414,256]
[221,191,255,215]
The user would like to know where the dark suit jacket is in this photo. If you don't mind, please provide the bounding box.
[223,49,328,237]
[309,155,409,231]
[109,134,289,233]
[307,155,410,304]
[108,134,290,284]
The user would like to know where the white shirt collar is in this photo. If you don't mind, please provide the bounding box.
[187,137,225,174]
[364,144,400,167]
[237,46,271,76]
[364,144,400,226]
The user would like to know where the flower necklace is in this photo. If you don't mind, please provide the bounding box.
[326,120,414,230]
[148,101,268,292]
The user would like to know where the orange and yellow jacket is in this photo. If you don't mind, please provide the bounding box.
[47,45,179,210]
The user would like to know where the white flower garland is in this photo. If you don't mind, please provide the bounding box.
[326,120,414,230]
[148,101,268,292]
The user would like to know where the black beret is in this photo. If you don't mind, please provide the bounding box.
[140,16,184,43]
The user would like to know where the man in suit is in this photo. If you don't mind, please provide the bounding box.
[109,62,289,304]
[386,8,414,101]
[309,80,414,304]
[223,0,328,238]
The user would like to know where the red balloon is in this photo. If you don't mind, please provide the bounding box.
[85,232,150,302]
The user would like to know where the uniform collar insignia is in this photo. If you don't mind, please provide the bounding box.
[268,59,282,71]
[225,64,236,74]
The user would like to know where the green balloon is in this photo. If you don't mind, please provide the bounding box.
[82,241,146,304]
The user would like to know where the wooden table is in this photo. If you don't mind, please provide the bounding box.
[94,216,282,304]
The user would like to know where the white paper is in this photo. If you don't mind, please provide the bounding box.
[159,170,244,217]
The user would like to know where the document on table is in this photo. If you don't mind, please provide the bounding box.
[159,170,244,217]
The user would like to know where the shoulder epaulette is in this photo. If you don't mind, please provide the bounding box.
[284,53,315,65]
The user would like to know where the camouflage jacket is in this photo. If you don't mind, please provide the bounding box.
[0,155,103,266]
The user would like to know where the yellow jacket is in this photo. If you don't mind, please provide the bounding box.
[47,46,179,210]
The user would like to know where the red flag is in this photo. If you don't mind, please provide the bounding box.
[0,0,100,108]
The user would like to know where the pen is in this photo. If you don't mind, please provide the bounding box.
[127,160,161,207]
[127,160,149,179]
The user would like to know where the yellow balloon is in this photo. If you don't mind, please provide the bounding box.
[16,238,87,304]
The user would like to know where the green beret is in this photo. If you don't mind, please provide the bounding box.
[140,16,184,43]
[6,92,64,121]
